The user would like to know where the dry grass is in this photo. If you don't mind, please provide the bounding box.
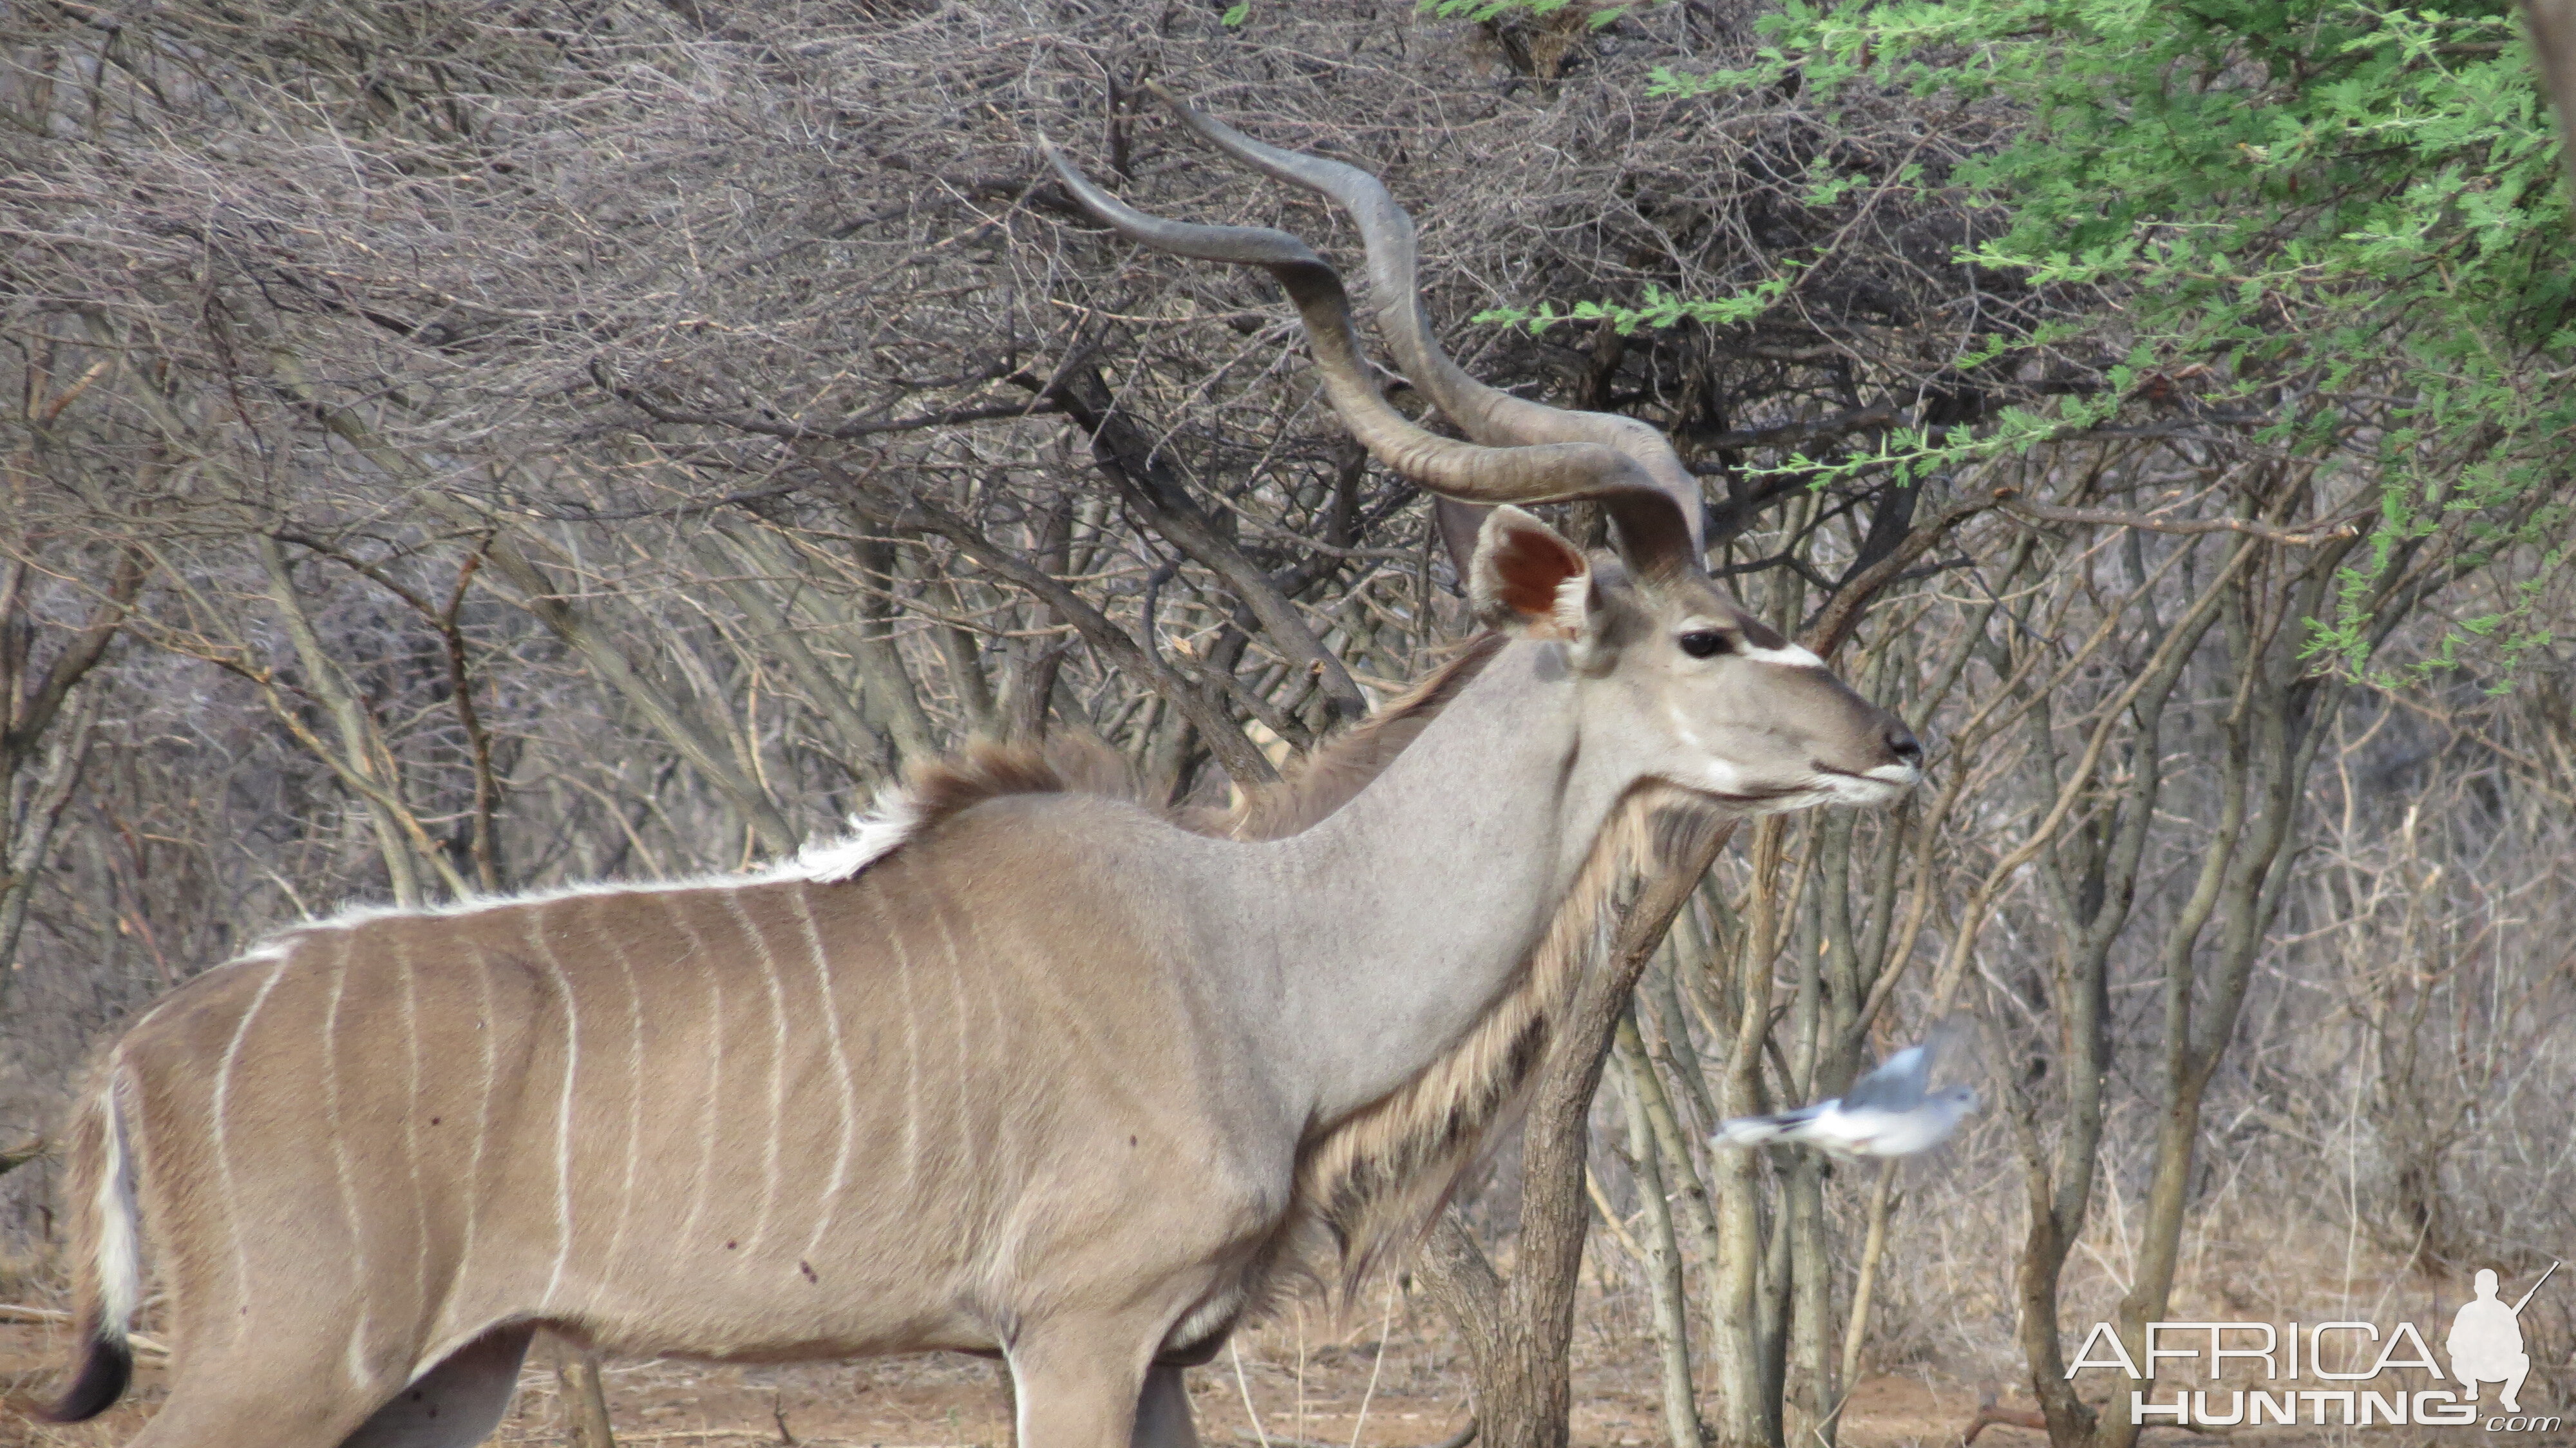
[9,1203,2561,1448]
[0,1295,1997,1448]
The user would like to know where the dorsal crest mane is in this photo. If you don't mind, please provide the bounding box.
[899,738,1153,830]
[865,633,1515,848]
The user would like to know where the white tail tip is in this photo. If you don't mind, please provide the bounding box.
[94,1081,141,1339]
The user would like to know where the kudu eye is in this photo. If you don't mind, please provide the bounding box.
[1678,630,1733,660]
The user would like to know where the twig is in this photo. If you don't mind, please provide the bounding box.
[0,1304,172,1356]
[1835,1159,1903,1396]
[1683,401,1902,465]
[0,1138,44,1177]
[1346,1279,1398,1448]
[1231,1338,1274,1448]
[1998,496,2365,546]
[1582,1166,1649,1262]
[554,1422,927,1433]
[599,363,1063,442]
[580,1422,850,1433]
[1960,1391,2234,1445]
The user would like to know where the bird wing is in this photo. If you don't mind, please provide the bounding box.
[1845,1016,1975,1112]
[1842,1047,1929,1112]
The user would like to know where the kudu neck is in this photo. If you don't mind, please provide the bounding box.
[1245,639,1634,1124]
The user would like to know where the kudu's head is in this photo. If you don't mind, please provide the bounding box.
[1048,94,1920,813]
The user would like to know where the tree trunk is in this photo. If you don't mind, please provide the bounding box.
[1616,1022,1707,1448]
[1417,814,1736,1448]
[1416,1217,1570,1448]
[556,1342,618,1448]
[1782,1155,1836,1448]
[0,546,146,992]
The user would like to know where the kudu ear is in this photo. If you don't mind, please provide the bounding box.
[1468,506,1596,641]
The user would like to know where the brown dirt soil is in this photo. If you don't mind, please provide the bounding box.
[0,1298,2005,1448]
[6,1303,2567,1447]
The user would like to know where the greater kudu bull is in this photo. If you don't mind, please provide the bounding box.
[38,97,1922,1448]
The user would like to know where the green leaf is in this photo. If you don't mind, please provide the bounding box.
[1616,0,2573,684]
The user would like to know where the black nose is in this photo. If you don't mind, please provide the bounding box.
[1887,727,1924,767]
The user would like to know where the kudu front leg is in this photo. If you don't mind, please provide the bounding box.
[1007,1329,1151,1448]
[1133,1364,1200,1448]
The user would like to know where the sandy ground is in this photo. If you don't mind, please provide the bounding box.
[6,1297,2568,1447]
[0,1300,1999,1448]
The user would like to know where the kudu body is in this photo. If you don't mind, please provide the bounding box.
[39,100,1920,1448]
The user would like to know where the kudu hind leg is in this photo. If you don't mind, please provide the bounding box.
[118,1325,531,1448]
[119,1355,387,1448]
[338,1325,536,1448]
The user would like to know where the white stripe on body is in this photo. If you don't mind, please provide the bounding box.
[211,953,295,1329]
[457,937,498,1290]
[790,888,858,1264]
[659,895,726,1252]
[860,878,924,1188]
[723,893,790,1256]
[595,897,647,1282]
[321,935,375,1384]
[528,915,581,1311]
[396,933,430,1327]
[929,894,979,1191]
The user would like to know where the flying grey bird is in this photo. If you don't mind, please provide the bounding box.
[1713,1018,1978,1157]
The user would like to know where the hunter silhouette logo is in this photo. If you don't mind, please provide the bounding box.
[2452,1263,2555,1416]
[2068,1261,2563,1431]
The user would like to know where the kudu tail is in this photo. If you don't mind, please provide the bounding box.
[42,1067,139,1422]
